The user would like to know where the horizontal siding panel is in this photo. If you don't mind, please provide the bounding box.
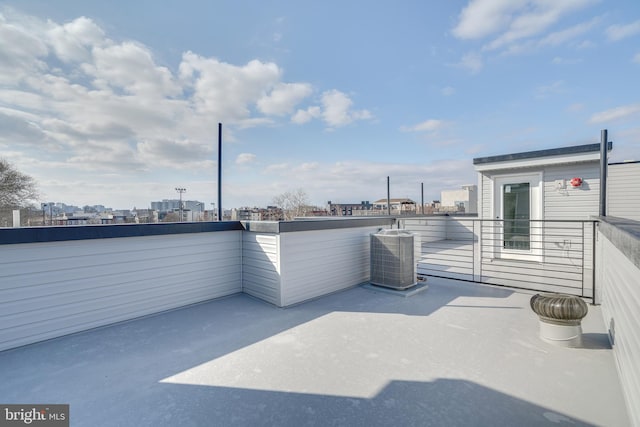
[0,265,241,317]
[280,227,379,306]
[1,251,239,291]
[1,232,239,277]
[0,283,238,351]
[544,164,600,219]
[0,231,242,351]
[608,163,640,221]
[242,232,280,306]
[598,233,640,426]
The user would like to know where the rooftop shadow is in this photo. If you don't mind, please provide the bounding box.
[72,378,596,426]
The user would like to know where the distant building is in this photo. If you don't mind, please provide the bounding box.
[151,199,181,213]
[132,208,158,223]
[327,201,373,216]
[373,198,417,214]
[231,206,284,221]
[440,185,478,214]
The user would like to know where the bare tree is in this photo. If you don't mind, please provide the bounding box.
[162,211,181,222]
[272,189,310,220]
[0,159,39,208]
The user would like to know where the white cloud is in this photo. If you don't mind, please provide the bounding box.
[606,20,640,41]
[487,2,596,50]
[178,52,281,122]
[235,153,256,165]
[321,89,373,128]
[257,82,312,116]
[539,17,600,46]
[291,106,321,124]
[137,138,214,170]
[47,16,105,63]
[452,0,527,40]
[263,162,290,174]
[0,12,49,82]
[0,10,374,182]
[85,42,182,98]
[253,158,477,207]
[452,0,598,55]
[458,52,483,73]
[589,104,640,123]
[293,162,319,172]
[291,91,372,128]
[401,119,448,133]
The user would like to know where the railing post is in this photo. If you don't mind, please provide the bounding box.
[581,222,585,299]
[592,221,597,305]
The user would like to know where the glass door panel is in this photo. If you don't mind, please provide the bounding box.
[502,183,530,250]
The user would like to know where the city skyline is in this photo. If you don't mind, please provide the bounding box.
[1,1,639,209]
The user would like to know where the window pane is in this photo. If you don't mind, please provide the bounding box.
[503,183,530,250]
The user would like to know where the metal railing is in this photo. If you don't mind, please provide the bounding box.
[399,217,597,302]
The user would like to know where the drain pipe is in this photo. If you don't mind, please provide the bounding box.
[599,129,608,217]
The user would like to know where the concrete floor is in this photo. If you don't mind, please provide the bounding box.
[0,278,630,426]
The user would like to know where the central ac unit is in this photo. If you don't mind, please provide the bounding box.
[370,229,416,290]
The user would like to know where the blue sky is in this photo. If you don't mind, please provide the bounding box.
[1,0,639,210]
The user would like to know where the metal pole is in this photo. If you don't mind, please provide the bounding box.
[175,187,186,222]
[49,204,53,226]
[387,176,391,216]
[217,123,223,222]
[42,204,46,226]
[421,182,424,215]
[592,221,597,305]
[599,129,608,217]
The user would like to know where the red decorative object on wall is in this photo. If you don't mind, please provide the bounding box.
[570,177,583,187]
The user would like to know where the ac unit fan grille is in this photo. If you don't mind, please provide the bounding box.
[370,230,416,290]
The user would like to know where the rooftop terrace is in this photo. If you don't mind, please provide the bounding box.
[0,278,628,426]
[1,215,638,426]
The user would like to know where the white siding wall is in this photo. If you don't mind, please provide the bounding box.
[400,218,447,242]
[479,162,600,220]
[0,231,242,352]
[597,232,640,426]
[242,232,281,306]
[543,163,600,219]
[278,226,381,307]
[608,162,640,221]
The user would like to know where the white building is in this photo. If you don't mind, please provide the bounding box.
[440,185,477,213]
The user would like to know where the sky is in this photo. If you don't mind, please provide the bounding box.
[1,0,639,210]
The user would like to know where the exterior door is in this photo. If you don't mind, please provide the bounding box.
[494,173,542,261]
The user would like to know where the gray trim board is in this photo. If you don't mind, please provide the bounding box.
[1,217,397,245]
[473,142,613,165]
[0,221,244,245]
[242,217,395,233]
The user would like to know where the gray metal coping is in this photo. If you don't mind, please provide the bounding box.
[0,217,396,245]
[242,216,395,233]
[597,216,640,270]
[473,142,612,165]
[0,222,244,245]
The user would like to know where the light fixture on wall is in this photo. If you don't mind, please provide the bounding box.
[570,177,583,188]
